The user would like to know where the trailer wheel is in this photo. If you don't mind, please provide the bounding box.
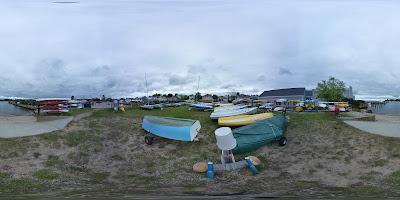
[279,137,287,146]
[145,136,153,145]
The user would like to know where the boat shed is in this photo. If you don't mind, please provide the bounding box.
[259,88,313,101]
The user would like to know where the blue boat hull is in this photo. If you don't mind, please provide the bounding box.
[142,116,201,141]
[190,104,213,110]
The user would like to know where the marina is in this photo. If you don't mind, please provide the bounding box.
[0,101,33,116]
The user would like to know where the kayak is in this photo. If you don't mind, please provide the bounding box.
[142,115,201,141]
[218,113,274,127]
[232,115,287,153]
[210,107,257,120]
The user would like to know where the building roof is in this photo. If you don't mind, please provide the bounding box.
[305,90,313,97]
[260,88,305,97]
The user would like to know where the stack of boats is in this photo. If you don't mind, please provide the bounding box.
[210,104,287,153]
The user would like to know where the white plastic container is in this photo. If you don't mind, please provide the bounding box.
[215,127,237,150]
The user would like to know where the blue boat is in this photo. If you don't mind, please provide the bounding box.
[190,103,213,110]
[142,115,201,142]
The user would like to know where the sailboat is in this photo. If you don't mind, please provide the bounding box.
[140,73,154,110]
[189,76,213,110]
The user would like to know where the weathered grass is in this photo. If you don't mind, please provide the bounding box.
[33,169,59,180]
[64,131,92,147]
[45,155,62,167]
[0,177,44,194]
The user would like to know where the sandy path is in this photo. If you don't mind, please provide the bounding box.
[344,120,400,137]
[344,112,400,137]
[0,116,73,138]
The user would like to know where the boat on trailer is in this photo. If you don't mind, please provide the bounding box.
[142,115,201,144]
[232,114,287,153]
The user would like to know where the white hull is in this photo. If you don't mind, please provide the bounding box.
[210,107,257,119]
[213,105,248,113]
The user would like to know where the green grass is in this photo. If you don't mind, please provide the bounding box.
[386,171,400,187]
[38,132,61,141]
[372,159,388,167]
[61,108,93,116]
[0,177,44,194]
[45,155,62,167]
[33,169,59,180]
[64,131,92,147]
[287,112,334,126]
[90,172,109,183]
[0,172,11,179]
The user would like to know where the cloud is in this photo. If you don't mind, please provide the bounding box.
[168,75,192,86]
[0,0,399,99]
[278,67,292,76]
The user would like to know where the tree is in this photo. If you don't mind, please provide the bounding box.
[71,96,75,100]
[212,95,219,100]
[316,77,346,102]
[195,92,202,101]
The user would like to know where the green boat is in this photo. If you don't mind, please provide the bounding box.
[232,114,288,154]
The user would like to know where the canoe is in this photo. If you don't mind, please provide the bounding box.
[218,113,273,127]
[210,107,257,120]
[232,115,287,153]
[142,115,201,141]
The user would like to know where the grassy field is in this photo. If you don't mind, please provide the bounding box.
[1,106,400,198]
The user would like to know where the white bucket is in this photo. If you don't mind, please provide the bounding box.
[215,127,237,150]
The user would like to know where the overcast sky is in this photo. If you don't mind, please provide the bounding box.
[0,0,399,100]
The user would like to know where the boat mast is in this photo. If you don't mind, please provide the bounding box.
[195,76,200,103]
[145,73,149,105]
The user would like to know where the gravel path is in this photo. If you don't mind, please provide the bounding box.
[0,116,73,138]
[344,120,400,137]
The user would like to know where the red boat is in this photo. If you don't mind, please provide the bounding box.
[36,98,70,114]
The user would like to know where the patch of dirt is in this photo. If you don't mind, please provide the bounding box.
[2,111,400,197]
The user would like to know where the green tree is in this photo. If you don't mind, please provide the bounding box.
[316,77,346,102]
[195,92,202,101]
[212,95,219,100]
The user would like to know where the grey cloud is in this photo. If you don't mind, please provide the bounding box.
[168,75,192,86]
[278,67,292,76]
[0,0,400,99]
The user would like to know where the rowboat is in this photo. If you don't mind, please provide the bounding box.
[142,115,201,141]
[210,107,257,120]
[232,114,287,153]
[218,113,273,127]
